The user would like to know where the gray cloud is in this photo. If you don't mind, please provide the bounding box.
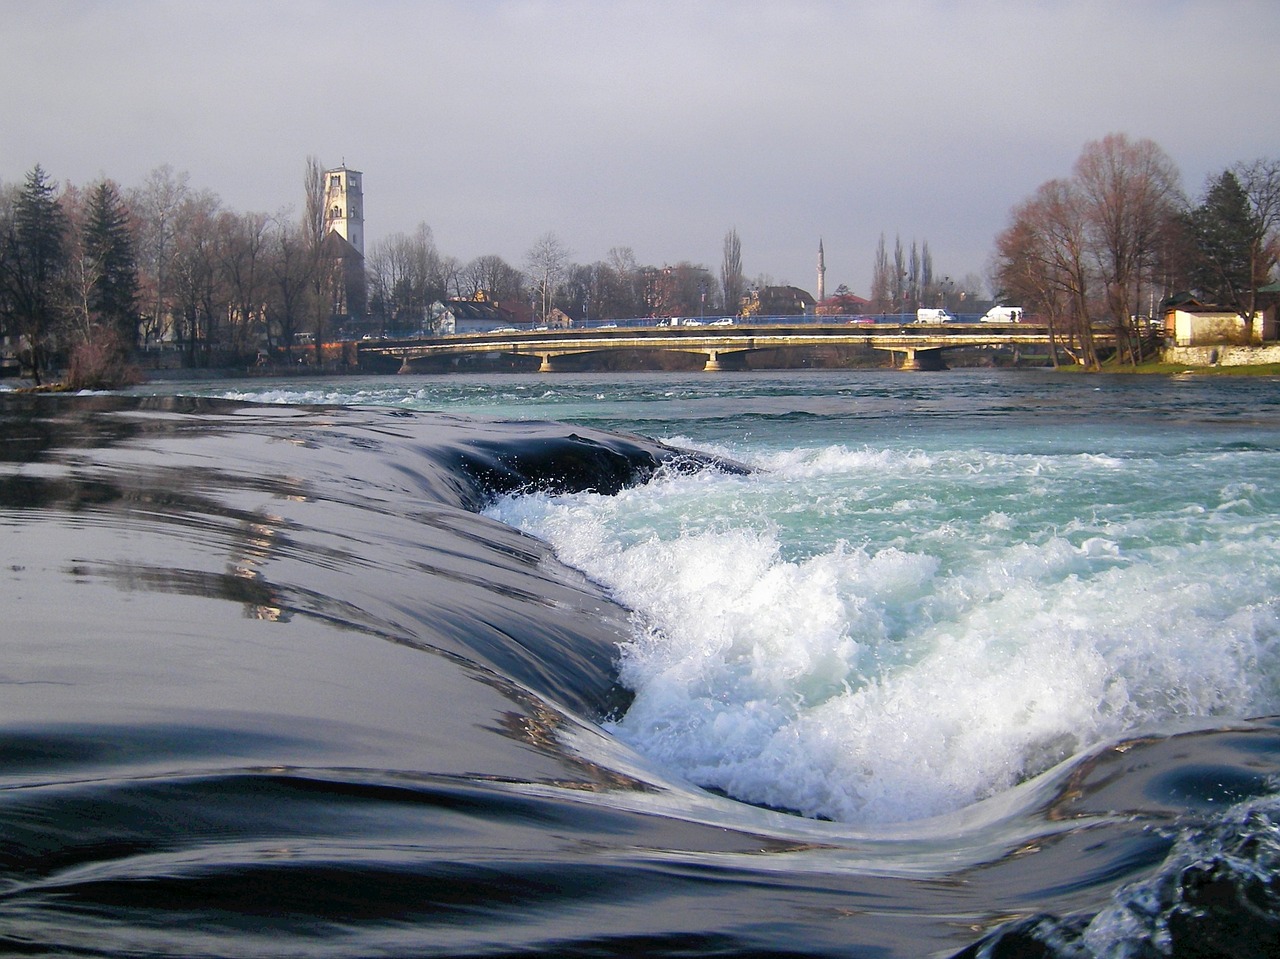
[2,0,1275,297]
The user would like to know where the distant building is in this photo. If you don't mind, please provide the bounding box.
[321,165,367,321]
[433,299,518,335]
[815,291,871,316]
[544,308,573,329]
[495,298,537,327]
[1164,300,1277,345]
[323,166,364,257]
[741,285,816,317]
[319,231,366,319]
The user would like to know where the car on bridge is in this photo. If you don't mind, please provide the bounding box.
[981,306,1024,323]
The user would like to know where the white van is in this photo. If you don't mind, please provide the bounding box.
[914,308,955,324]
[981,306,1023,323]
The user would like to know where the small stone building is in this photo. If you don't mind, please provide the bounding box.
[1164,300,1277,346]
[741,285,816,317]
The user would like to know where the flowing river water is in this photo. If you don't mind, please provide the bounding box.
[3,368,1280,956]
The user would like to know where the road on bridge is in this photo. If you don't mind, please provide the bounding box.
[358,321,1069,372]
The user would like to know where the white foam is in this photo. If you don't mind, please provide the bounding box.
[492,440,1280,824]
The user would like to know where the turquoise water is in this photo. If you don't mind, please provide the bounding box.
[5,371,1280,956]
[138,370,1280,824]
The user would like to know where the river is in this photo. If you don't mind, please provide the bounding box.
[2,368,1279,956]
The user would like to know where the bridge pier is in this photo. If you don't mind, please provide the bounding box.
[397,354,414,374]
[702,349,748,371]
[899,347,947,371]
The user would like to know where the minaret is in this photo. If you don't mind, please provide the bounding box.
[817,239,826,303]
[322,165,364,257]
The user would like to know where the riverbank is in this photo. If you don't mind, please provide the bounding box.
[1133,360,1280,376]
[1101,343,1280,375]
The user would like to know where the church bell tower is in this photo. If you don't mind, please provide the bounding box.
[323,165,364,257]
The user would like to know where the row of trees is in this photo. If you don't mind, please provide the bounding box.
[0,159,364,382]
[7,135,1275,381]
[993,134,1280,369]
[367,228,724,335]
[1,157,775,381]
[869,235,982,315]
[0,167,141,385]
[0,153,982,386]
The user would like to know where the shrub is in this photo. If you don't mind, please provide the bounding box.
[65,328,142,390]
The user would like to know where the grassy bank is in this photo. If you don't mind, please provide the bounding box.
[1108,357,1280,376]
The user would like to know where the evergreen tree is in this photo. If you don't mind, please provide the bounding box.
[1187,170,1264,322]
[83,180,140,346]
[0,165,68,383]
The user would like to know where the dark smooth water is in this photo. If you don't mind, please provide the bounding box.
[3,384,1280,957]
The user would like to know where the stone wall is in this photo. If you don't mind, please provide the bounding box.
[1164,344,1280,366]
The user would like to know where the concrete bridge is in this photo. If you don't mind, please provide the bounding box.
[358,321,1079,373]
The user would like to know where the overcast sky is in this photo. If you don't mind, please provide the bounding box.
[3,0,1276,299]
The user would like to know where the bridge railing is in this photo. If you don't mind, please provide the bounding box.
[576,313,990,330]
[359,315,1024,346]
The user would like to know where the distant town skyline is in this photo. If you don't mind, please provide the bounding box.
[2,1,1276,297]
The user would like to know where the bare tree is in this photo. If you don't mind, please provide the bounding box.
[1230,157,1280,339]
[59,182,101,344]
[167,188,224,365]
[1074,133,1182,363]
[919,242,934,304]
[458,253,524,304]
[646,262,713,318]
[560,263,596,324]
[217,210,270,355]
[908,240,920,309]
[721,228,744,314]
[303,156,332,361]
[604,246,644,317]
[129,164,190,349]
[892,236,906,311]
[998,135,1183,368]
[996,196,1060,365]
[368,225,447,334]
[1236,157,1280,263]
[266,215,315,357]
[525,231,572,323]
[995,178,1100,369]
[303,155,327,254]
[870,233,891,311]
